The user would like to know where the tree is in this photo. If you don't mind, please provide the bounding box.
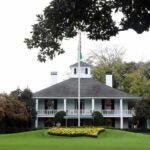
[20,88,36,127]
[87,48,150,97]
[10,88,22,97]
[135,99,150,119]
[0,94,29,132]
[134,98,150,128]
[10,88,36,128]
[87,47,125,89]
[123,62,150,97]
[25,0,150,62]
[123,71,143,95]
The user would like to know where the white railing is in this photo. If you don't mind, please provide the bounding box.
[37,109,57,117]
[99,109,134,117]
[66,109,91,116]
[37,109,134,117]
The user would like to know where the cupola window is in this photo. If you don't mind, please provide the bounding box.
[85,68,88,74]
[74,68,77,74]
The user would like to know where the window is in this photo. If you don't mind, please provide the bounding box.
[74,68,77,74]
[45,99,54,109]
[85,68,88,74]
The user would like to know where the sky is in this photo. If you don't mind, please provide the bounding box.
[0,0,150,94]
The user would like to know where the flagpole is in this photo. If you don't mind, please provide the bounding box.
[78,32,81,127]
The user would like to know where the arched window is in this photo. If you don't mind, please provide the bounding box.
[85,68,88,74]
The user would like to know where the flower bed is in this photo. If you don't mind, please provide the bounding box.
[48,127,105,137]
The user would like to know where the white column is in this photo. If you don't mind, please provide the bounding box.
[92,98,95,112]
[120,99,123,129]
[64,98,66,112]
[35,118,38,128]
[35,99,39,128]
[147,119,150,129]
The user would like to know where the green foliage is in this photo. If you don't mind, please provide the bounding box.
[45,118,55,127]
[25,0,150,62]
[10,88,22,97]
[87,48,150,98]
[87,47,125,89]
[123,71,143,95]
[92,111,104,126]
[11,88,36,128]
[21,88,36,121]
[54,111,66,125]
[135,98,150,119]
[122,67,150,98]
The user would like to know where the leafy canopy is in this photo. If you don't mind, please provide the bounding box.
[87,47,150,98]
[25,0,150,62]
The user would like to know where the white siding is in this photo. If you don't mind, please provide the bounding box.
[84,99,91,110]
[115,118,120,128]
[38,118,45,128]
[115,118,129,128]
[114,100,120,110]
[123,101,128,110]
[124,118,129,128]
[70,67,91,78]
[66,99,75,110]
[95,99,102,110]
[114,100,128,110]
[38,100,45,110]
[57,99,64,110]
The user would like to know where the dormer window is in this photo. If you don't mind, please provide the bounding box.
[85,68,88,74]
[74,68,77,74]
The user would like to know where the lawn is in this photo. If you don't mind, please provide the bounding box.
[0,129,150,150]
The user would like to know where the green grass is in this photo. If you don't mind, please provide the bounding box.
[0,129,150,150]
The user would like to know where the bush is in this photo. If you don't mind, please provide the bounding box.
[92,111,104,126]
[45,118,55,127]
[55,111,66,126]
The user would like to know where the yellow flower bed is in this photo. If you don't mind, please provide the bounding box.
[48,127,105,137]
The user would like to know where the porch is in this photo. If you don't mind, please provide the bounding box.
[37,109,134,118]
[35,98,134,129]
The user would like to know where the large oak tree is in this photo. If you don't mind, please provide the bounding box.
[25,0,150,62]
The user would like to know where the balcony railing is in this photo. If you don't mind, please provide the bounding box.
[37,109,134,117]
[66,109,91,116]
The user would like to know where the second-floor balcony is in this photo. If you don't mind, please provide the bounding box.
[37,109,134,118]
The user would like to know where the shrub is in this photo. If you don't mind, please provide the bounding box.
[55,111,66,126]
[45,118,55,127]
[92,111,104,126]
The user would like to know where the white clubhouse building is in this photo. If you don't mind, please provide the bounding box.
[33,61,141,129]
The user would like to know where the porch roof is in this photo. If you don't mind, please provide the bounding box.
[33,78,141,100]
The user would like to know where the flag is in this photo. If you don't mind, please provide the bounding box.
[78,32,82,61]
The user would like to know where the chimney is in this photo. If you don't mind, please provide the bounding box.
[51,72,57,86]
[105,72,113,87]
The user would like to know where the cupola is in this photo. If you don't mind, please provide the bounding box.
[70,61,91,78]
